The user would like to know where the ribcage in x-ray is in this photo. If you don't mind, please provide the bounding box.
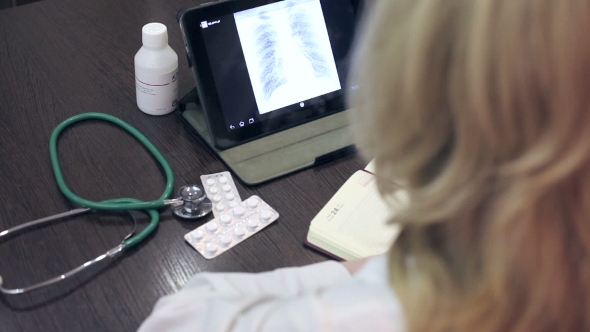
[287,8,335,79]
[254,16,288,102]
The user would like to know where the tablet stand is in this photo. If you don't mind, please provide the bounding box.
[176,88,356,185]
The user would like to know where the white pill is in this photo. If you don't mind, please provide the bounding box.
[225,193,235,201]
[220,235,232,247]
[260,210,273,223]
[247,219,259,230]
[191,229,204,241]
[218,176,228,184]
[211,195,222,203]
[209,186,220,194]
[206,179,216,186]
[222,184,232,192]
[246,197,259,209]
[206,221,219,233]
[234,226,245,238]
[229,201,239,208]
[206,242,218,253]
[215,203,226,212]
[233,206,245,217]
[220,214,232,225]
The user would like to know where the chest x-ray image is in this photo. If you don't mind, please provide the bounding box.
[234,0,341,115]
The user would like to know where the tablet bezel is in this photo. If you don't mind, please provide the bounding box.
[179,0,363,150]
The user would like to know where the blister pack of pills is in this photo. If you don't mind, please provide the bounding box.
[185,195,279,259]
[200,171,242,217]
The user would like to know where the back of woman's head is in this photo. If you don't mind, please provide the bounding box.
[349,0,590,331]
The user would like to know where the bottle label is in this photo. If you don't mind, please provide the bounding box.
[135,69,179,115]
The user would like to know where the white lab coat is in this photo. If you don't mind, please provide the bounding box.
[138,255,405,332]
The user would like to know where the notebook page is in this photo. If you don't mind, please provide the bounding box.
[309,170,404,257]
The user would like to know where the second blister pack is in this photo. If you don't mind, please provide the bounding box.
[185,195,279,259]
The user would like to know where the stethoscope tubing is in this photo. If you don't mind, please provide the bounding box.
[49,113,176,248]
[0,112,178,295]
[49,112,175,212]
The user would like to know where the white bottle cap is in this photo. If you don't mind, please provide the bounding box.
[142,23,168,48]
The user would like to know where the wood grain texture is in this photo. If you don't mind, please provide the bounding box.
[0,0,366,330]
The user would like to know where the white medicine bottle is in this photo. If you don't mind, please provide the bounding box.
[135,23,179,115]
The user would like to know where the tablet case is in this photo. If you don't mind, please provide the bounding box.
[177,88,356,185]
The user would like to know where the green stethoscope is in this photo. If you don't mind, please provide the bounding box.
[0,112,212,295]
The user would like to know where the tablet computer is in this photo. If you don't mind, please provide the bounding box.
[178,0,363,150]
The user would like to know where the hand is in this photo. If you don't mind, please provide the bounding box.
[342,257,370,275]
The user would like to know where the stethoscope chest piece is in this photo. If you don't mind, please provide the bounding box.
[172,184,213,219]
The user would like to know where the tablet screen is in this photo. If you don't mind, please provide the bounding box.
[180,0,361,148]
[233,1,341,115]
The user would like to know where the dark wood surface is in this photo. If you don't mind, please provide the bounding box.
[0,0,364,330]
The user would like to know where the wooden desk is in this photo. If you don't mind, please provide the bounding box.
[0,0,364,330]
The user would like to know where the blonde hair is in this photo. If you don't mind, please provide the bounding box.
[349,0,590,331]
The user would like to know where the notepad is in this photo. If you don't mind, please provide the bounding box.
[305,161,407,261]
